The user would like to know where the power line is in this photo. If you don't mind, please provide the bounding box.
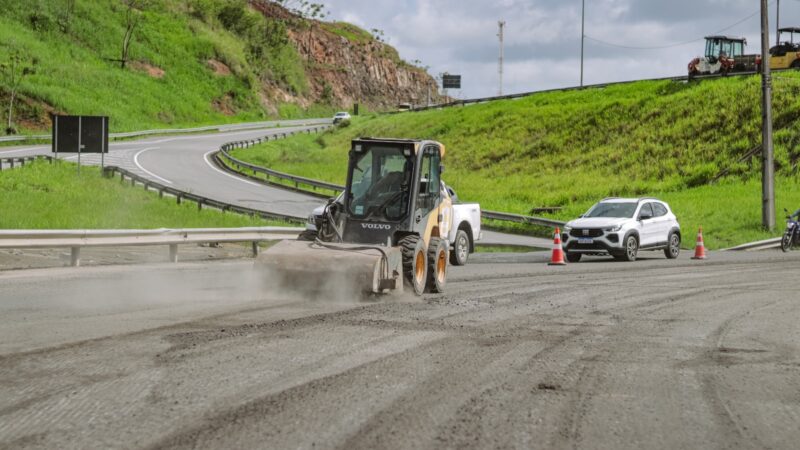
[584,0,775,50]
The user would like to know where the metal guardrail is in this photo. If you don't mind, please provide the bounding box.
[722,237,781,251]
[410,70,765,112]
[0,118,332,143]
[215,132,566,229]
[0,227,304,266]
[101,165,306,224]
[0,154,53,170]
[215,125,342,196]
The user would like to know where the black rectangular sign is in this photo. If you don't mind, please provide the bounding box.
[442,74,461,89]
[52,115,109,154]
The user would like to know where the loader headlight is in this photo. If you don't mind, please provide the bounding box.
[307,214,316,225]
[604,224,623,232]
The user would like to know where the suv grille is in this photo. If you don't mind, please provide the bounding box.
[570,228,604,238]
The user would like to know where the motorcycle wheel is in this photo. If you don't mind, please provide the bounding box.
[781,229,793,252]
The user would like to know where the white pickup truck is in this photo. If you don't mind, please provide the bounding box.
[303,183,482,265]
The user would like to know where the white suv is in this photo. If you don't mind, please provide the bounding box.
[562,198,681,262]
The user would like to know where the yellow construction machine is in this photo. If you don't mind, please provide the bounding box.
[770,27,800,70]
[256,138,451,296]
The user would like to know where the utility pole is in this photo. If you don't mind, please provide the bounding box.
[776,0,780,47]
[497,20,505,96]
[761,0,775,230]
[580,0,585,87]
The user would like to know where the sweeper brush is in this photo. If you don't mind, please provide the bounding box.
[255,240,404,295]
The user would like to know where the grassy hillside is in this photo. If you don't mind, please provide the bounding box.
[230,74,800,248]
[0,0,328,133]
[0,160,280,228]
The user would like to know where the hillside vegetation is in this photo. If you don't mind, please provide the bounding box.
[0,0,430,134]
[230,74,800,248]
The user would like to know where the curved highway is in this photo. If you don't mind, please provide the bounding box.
[0,123,552,247]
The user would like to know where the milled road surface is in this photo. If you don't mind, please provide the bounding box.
[1,250,799,449]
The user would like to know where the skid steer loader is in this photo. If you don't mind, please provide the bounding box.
[256,138,452,296]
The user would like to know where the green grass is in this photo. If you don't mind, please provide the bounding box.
[0,160,283,229]
[0,0,332,133]
[229,75,800,248]
[321,21,373,44]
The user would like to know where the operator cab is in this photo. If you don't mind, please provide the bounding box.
[342,138,444,244]
[771,27,800,56]
[704,36,746,62]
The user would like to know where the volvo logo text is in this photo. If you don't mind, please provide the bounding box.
[362,223,392,230]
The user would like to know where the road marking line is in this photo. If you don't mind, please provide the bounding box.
[133,147,173,185]
[203,150,261,187]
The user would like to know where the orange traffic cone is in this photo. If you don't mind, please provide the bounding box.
[691,226,707,260]
[549,227,567,266]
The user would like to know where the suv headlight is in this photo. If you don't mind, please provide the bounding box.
[563,226,572,232]
[604,224,623,232]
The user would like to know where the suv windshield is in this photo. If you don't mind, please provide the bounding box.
[585,202,637,218]
[347,144,412,221]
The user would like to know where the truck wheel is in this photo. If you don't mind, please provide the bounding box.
[400,235,427,296]
[426,237,448,293]
[791,59,800,69]
[449,229,470,266]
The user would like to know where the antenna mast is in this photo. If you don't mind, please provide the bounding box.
[498,20,505,96]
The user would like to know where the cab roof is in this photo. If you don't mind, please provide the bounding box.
[353,137,446,157]
[705,35,747,42]
[779,27,800,33]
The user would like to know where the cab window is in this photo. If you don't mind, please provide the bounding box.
[416,146,441,215]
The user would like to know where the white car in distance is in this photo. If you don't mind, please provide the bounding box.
[562,198,681,262]
[332,111,351,124]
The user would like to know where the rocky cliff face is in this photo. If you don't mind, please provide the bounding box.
[252,1,439,110]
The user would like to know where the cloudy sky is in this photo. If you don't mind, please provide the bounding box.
[316,0,800,98]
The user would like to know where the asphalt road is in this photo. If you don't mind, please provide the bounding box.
[1,250,798,449]
[0,124,551,248]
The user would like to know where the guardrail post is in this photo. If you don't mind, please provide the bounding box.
[10,159,14,169]
[159,189,164,198]
[0,160,3,170]
[251,241,259,257]
[131,177,135,187]
[197,200,203,211]
[169,244,178,263]
[176,194,182,205]
[70,247,81,267]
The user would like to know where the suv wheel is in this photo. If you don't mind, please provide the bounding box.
[566,252,581,263]
[615,235,638,262]
[664,232,680,259]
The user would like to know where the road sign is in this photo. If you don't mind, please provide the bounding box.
[442,74,461,89]
[52,115,109,154]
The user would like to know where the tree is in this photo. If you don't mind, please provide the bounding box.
[119,0,149,69]
[0,50,37,135]
[274,0,327,20]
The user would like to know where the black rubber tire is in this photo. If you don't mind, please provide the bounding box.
[616,235,638,262]
[664,232,681,259]
[566,252,582,263]
[426,237,448,293]
[297,229,318,241]
[449,229,470,266]
[781,230,793,252]
[399,235,427,296]
[791,59,800,69]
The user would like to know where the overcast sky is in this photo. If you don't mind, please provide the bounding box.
[316,0,800,98]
